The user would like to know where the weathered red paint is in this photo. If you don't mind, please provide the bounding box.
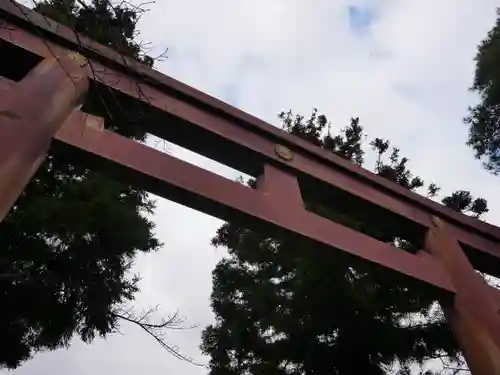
[1,21,500,276]
[426,219,500,374]
[0,4,488,246]
[0,73,473,295]
[442,305,500,375]
[256,164,304,207]
[0,9,499,245]
[55,113,455,291]
[0,54,88,221]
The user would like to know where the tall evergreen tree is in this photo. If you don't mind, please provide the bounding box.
[466,8,500,173]
[0,0,168,368]
[202,110,487,375]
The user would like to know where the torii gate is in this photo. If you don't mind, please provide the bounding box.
[1,1,500,373]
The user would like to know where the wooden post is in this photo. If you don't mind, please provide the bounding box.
[425,217,500,374]
[256,162,304,208]
[0,52,88,222]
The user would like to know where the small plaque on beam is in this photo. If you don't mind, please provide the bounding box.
[275,145,293,161]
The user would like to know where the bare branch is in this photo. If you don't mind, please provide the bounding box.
[112,306,204,367]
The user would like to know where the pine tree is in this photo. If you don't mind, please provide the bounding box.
[0,0,161,368]
[466,9,500,173]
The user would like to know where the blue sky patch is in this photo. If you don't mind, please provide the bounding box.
[348,5,375,34]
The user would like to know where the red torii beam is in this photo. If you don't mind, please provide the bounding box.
[1,1,500,373]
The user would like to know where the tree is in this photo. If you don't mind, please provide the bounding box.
[466,8,500,173]
[0,0,182,369]
[201,109,487,375]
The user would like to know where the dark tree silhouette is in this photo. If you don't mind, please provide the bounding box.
[466,8,500,173]
[0,0,192,369]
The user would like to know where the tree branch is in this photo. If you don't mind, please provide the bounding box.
[112,306,205,367]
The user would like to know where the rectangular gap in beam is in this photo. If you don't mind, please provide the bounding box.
[80,80,258,185]
[81,79,265,178]
[0,39,42,81]
[462,241,500,283]
[298,173,427,254]
[144,134,255,185]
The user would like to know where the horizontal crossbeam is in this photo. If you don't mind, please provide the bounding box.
[3,75,499,301]
[53,109,462,293]
[1,10,499,277]
[2,1,499,244]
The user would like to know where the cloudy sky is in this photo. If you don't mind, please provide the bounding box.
[6,0,500,374]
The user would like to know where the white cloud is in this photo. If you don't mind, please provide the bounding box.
[5,0,500,374]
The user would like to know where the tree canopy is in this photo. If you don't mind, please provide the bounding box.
[466,8,500,173]
[202,110,487,375]
[0,0,161,368]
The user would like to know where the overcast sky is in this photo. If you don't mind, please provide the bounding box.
[6,0,500,374]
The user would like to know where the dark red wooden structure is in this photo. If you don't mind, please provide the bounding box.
[1,2,500,373]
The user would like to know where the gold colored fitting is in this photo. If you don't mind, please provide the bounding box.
[275,144,293,161]
[66,51,88,67]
